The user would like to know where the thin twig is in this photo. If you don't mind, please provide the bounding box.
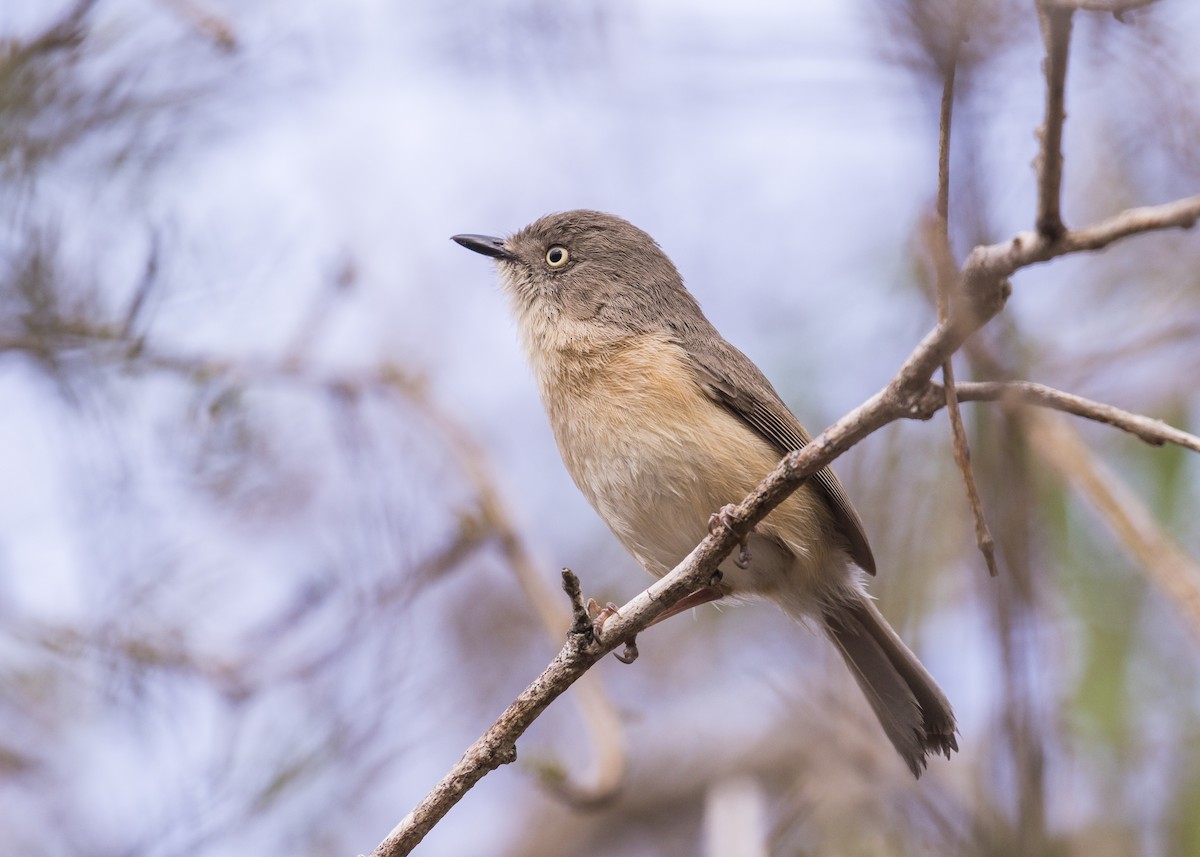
[933,10,999,577]
[1024,411,1200,639]
[941,362,999,575]
[934,30,958,321]
[946,380,1200,453]
[1035,2,1074,239]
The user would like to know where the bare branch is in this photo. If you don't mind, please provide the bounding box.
[1024,411,1200,638]
[1035,2,1074,239]
[948,380,1200,453]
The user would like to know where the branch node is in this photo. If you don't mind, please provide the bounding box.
[1037,216,1067,243]
[898,382,946,422]
[979,535,999,578]
[959,269,1013,326]
[480,741,518,771]
[561,569,592,640]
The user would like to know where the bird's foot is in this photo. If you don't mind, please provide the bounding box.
[708,503,753,568]
[586,598,638,664]
[586,598,621,642]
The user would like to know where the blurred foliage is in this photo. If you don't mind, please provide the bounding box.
[1,1,1199,857]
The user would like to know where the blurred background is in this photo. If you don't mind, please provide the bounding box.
[2,0,1199,855]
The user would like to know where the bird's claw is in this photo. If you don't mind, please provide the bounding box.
[586,598,621,643]
[586,598,638,664]
[708,503,753,568]
[614,638,639,664]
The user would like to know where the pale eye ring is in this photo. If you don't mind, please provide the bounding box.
[545,245,569,268]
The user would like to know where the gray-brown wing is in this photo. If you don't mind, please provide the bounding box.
[681,335,877,575]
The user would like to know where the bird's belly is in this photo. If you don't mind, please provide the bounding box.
[578,424,836,602]
[537,333,843,603]
[548,386,829,596]
[582,446,724,577]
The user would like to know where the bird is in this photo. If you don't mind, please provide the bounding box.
[452,210,957,777]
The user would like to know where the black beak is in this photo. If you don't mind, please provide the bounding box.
[451,233,514,260]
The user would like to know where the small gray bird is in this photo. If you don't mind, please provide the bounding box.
[453,210,957,776]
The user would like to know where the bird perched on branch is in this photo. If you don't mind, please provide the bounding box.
[453,210,957,777]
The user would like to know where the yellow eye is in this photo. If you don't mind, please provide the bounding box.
[546,245,569,268]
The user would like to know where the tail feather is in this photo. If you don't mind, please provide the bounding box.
[822,597,957,777]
